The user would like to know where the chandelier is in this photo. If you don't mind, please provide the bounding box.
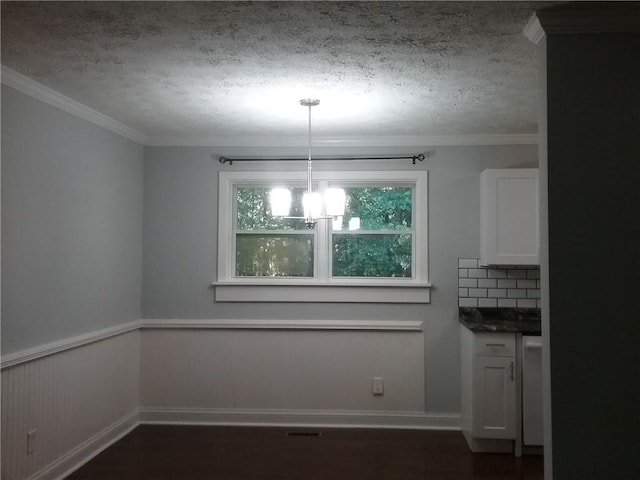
[270,99,346,229]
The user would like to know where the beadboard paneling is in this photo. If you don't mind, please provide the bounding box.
[1,331,140,480]
[140,329,424,412]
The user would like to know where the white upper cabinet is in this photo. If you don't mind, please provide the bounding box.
[480,169,539,266]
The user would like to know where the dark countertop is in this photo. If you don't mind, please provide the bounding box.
[459,307,541,335]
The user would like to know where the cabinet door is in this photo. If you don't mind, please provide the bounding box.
[473,356,516,439]
[480,168,539,265]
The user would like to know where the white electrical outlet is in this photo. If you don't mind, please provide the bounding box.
[27,429,36,455]
[372,377,384,395]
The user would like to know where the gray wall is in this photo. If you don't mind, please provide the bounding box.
[142,143,538,412]
[543,31,640,478]
[1,85,144,354]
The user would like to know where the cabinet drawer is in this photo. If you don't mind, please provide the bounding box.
[474,333,516,357]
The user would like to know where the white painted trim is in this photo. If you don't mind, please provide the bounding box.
[523,15,545,44]
[141,318,423,331]
[0,66,148,144]
[1,66,538,149]
[147,133,538,147]
[0,321,141,370]
[1,318,422,369]
[217,170,430,303]
[535,5,640,35]
[139,407,460,431]
[32,410,139,480]
[214,284,431,303]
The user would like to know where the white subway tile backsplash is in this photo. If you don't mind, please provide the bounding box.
[518,299,538,308]
[459,278,478,288]
[497,279,517,289]
[458,258,479,268]
[478,278,497,288]
[468,269,488,279]
[507,269,527,279]
[457,258,540,310]
[478,298,498,308]
[487,269,507,279]
[459,297,478,307]
[517,279,537,289]
[508,289,527,298]
[468,288,488,298]
[527,289,541,299]
[488,288,507,298]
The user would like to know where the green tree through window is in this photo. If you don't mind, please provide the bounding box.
[332,187,412,277]
[234,185,413,278]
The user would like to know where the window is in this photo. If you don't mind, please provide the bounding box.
[216,170,430,303]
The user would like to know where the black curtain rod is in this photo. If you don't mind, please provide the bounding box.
[218,153,426,166]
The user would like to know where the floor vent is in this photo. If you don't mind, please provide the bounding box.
[286,431,322,438]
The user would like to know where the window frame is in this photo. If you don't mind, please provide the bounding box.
[215,169,431,303]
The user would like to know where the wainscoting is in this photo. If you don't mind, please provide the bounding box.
[139,324,457,430]
[141,328,425,412]
[2,320,459,480]
[1,330,140,480]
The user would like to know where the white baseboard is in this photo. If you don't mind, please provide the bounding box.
[139,407,460,431]
[31,410,139,480]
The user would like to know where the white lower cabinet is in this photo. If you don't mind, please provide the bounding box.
[461,327,517,452]
[473,355,516,438]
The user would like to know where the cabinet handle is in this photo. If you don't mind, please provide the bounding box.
[509,361,514,381]
[486,343,506,347]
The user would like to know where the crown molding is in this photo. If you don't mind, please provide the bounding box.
[1,66,537,148]
[1,66,148,144]
[147,133,538,148]
[535,4,640,36]
[523,14,545,45]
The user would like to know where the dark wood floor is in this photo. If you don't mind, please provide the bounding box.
[66,425,543,480]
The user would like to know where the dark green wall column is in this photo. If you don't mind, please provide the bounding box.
[531,4,640,478]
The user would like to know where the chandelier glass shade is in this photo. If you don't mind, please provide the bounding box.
[270,99,346,228]
[269,187,292,217]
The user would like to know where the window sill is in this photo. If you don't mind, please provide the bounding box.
[212,282,432,303]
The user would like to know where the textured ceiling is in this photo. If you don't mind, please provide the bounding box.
[1,1,551,141]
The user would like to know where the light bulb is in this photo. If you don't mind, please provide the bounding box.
[325,188,346,217]
[303,191,323,219]
[270,188,291,217]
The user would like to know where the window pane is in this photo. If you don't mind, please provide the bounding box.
[334,187,412,231]
[236,187,307,230]
[332,234,412,277]
[236,234,314,277]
